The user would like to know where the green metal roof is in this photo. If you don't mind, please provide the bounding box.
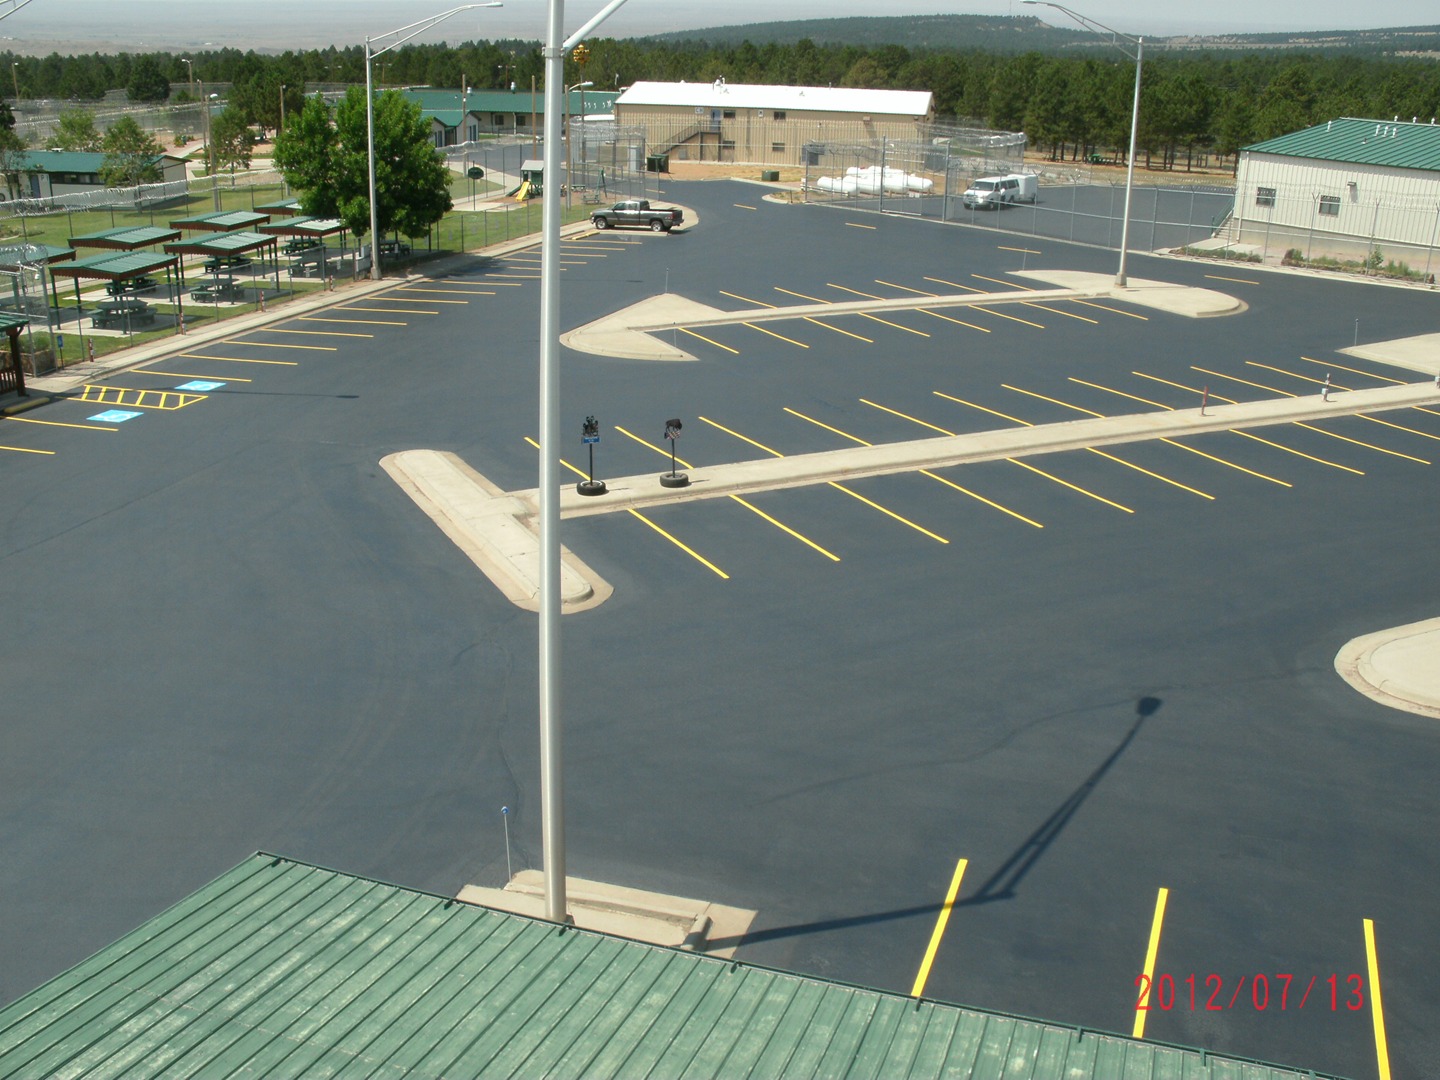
[0,243,74,269]
[257,215,347,238]
[0,311,30,332]
[1245,117,1440,171]
[0,853,1348,1080]
[13,149,181,173]
[68,225,182,250]
[164,229,276,256]
[400,87,619,124]
[49,251,177,281]
[169,210,272,232]
[254,198,302,216]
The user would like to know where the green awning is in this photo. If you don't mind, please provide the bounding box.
[257,215,347,238]
[68,226,182,250]
[50,251,178,281]
[169,210,272,232]
[254,198,302,216]
[0,243,75,270]
[163,230,277,256]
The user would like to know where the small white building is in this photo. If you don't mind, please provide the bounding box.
[615,80,933,167]
[1231,117,1440,265]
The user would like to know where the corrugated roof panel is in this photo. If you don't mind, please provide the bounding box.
[0,856,1352,1080]
[1244,117,1440,172]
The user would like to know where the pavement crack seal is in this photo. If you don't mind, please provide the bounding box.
[381,450,612,614]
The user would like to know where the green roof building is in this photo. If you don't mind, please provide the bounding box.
[398,87,620,145]
[9,149,188,200]
[1229,117,1440,267]
[0,853,1348,1080]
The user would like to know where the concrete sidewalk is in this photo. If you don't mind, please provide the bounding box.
[1335,619,1440,720]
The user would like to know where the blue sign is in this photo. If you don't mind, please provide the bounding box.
[89,410,143,423]
[175,380,225,391]
[582,435,600,445]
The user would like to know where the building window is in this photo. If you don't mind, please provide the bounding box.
[771,142,785,154]
[722,110,736,120]
[1318,195,1340,216]
[773,111,786,121]
[493,114,505,126]
[1255,186,1275,208]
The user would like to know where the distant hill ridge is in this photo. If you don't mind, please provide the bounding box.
[641,14,1440,54]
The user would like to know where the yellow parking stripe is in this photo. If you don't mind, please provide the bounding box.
[627,508,730,578]
[1087,447,1214,499]
[615,425,694,469]
[804,317,872,342]
[375,295,469,304]
[1074,298,1148,320]
[972,273,1034,291]
[860,398,957,436]
[875,279,937,296]
[974,305,1044,329]
[784,407,871,446]
[1229,430,1363,474]
[729,495,840,561]
[4,415,117,431]
[923,276,983,293]
[1024,301,1098,324]
[222,338,336,350]
[1291,422,1430,464]
[857,311,930,337]
[918,308,990,332]
[911,858,967,998]
[1160,437,1292,487]
[1356,412,1440,442]
[1132,887,1170,1038]
[249,328,371,338]
[135,370,252,383]
[1007,457,1134,512]
[1069,377,1173,411]
[1247,360,1335,387]
[1,444,55,455]
[397,288,489,297]
[1004,384,1101,417]
[1132,371,1236,403]
[179,353,298,365]
[720,290,776,308]
[301,316,406,327]
[920,470,1044,528]
[1364,919,1393,1080]
[1191,365,1296,398]
[699,415,786,458]
[1298,355,1404,384]
[828,481,949,542]
[676,327,739,355]
[341,306,438,315]
[775,286,826,303]
[1205,273,1259,284]
[734,203,758,210]
[743,322,809,348]
[845,221,877,230]
[932,391,1032,428]
[827,282,884,300]
[76,386,205,410]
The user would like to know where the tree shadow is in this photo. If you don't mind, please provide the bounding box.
[705,696,1162,952]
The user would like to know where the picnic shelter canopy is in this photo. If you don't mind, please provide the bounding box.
[257,215,348,245]
[254,198,302,216]
[163,230,281,286]
[68,225,181,251]
[0,243,76,270]
[169,210,272,233]
[50,251,177,284]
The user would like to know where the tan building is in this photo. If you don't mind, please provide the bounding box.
[614,80,933,167]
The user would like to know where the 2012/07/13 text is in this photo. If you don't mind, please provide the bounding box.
[1135,973,1365,1012]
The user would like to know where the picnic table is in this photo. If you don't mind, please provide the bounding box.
[106,276,158,297]
[282,238,320,256]
[191,274,245,303]
[378,239,411,259]
[203,254,252,274]
[92,297,156,330]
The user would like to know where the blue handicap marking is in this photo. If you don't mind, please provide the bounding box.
[175,380,225,391]
[89,410,144,423]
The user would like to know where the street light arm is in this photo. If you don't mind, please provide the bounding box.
[366,2,503,60]
[1021,0,1139,56]
[563,0,628,50]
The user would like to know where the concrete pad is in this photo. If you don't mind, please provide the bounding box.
[457,871,757,958]
[1342,331,1440,377]
[1013,269,1247,318]
[1335,618,1440,720]
[381,449,612,614]
[560,294,727,361]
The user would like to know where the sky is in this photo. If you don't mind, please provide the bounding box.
[1,0,1437,54]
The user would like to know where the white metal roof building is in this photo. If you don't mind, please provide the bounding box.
[615,79,935,167]
[1227,117,1440,273]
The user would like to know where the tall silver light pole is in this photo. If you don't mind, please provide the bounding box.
[1023,1,1143,286]
[537,0,630,926]
[364,3,502,282]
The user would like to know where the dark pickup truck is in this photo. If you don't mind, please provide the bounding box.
[590,199,684,232]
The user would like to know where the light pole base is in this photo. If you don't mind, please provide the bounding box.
[576,479,607,496]
[659,472,689,488]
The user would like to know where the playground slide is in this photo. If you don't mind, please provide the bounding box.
[513,180,531,202]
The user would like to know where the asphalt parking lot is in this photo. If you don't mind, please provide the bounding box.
[3,178,1438,1079]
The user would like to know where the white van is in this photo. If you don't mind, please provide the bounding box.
[961,173,1038,209]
